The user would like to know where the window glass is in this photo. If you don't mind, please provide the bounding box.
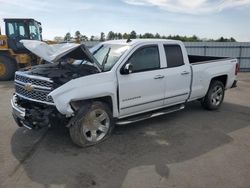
[19,25,25,36]
[18,22,28,38]
[164,45,184,68]
[128,46,160,72]
[29,22,41,40]
[7,22,29,39]
[91,44,129,71]
[7,23,15,36]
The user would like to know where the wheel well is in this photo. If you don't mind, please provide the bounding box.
[71,96,113,113]
[94,96,113,113]
[211,75,228,87]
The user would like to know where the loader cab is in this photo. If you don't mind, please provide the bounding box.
[4,18,42,53]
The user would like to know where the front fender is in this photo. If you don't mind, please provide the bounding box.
[49,72,118,117]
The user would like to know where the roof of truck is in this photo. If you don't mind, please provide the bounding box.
[102,39,182,46]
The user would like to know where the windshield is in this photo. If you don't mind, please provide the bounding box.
[90,44,130,71]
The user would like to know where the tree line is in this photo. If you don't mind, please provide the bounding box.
[53,30,237,42]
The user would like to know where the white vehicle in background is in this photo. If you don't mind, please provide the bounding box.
[11,39,239,147]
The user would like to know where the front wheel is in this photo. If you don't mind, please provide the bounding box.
[201,81,225,110]
[69,101,114,147]
[0,55,17,81]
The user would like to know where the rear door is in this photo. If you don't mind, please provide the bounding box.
[162,44,191,105]
[117,44,166,117]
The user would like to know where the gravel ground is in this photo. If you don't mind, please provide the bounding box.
[0,73,249,188]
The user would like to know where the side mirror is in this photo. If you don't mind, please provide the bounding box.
[123,63,133,74]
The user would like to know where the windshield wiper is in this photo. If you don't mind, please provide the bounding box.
[101,47,111,71]
[92,45,103,55]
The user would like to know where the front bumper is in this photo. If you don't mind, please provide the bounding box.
[11,94,53,129]
[11,95,25,120]
[11,95,33,129]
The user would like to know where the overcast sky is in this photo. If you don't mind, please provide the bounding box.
[1,0,250,41]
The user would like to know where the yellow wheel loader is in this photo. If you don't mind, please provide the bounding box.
[0,18,43,80]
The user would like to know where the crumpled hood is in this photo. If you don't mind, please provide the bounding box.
[20,40,98,66]
[19,40,101,87]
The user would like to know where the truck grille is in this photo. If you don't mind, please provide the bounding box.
[15,74,53,88]
[15,84,54,103]
[14,72,54,105]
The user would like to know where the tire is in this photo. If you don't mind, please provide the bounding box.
[69,101,114,147]
[0,55,17,81]
[201,80,225,110]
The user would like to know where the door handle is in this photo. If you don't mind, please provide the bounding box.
[181,71,190,75]
[154,75,165,79]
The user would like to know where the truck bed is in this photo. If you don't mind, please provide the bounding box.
[188,55,237,102]
[188,55,230,64]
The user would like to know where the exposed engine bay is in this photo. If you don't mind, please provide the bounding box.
[22,62,99,87]
[19,40,101,87]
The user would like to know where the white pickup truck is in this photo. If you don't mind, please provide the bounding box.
[11,39,238,147]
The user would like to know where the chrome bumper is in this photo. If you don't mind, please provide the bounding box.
[11,95,33,129]
[11,94,53,130]
[11,95,25,120]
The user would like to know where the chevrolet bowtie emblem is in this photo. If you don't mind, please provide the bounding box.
[24,83,34,92]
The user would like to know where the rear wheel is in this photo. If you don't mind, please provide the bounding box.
[201,80,225,110]
[0,55,17,81]
[69,101,114,147]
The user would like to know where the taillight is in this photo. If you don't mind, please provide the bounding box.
[235,62,240,75]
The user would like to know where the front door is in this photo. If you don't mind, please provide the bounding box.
[117,45,166,117]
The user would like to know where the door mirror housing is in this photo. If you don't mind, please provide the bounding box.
[122,63,133,74]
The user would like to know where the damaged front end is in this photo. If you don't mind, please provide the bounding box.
[11,41,101,130]
[11,94,63,129]
[11,71,70,129]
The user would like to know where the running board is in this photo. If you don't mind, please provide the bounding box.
[116,104,185,125]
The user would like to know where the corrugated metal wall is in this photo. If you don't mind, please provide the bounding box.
[83,41,250,71]
[184,42,250,71]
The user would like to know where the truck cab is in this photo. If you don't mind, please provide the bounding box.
[115,40,192,117]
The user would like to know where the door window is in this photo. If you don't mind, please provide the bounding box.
[29,22,41,40]
[127,45,160,73]
[164,45,184,68]
[7,23,15,36]
[19,25,25,36]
